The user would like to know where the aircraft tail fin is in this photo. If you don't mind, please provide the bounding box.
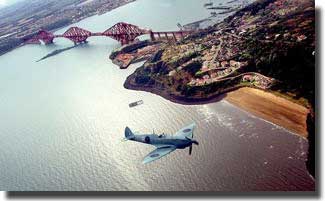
[125,126,135,140]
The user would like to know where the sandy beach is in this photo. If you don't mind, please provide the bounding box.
[225,87,309,138]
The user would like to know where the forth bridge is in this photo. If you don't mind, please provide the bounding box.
[26,22,193,45]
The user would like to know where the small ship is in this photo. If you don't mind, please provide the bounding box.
[129,100,144,108]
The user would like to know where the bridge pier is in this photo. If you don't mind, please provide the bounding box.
[172,33,176,41]
[150,31,155,41]
[149,31,191,43]
[73,40,88,45]
[42,38,54,45]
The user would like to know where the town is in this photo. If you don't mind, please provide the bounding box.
[123,0,314,109]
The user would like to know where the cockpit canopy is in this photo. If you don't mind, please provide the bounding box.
[158,133,166,138]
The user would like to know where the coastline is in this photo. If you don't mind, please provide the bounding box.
[124,76,309,138]
[124,73,238,105]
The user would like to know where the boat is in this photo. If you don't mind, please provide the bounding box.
[129,100,144,108]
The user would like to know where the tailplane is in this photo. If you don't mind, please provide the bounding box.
[125,127,135,140]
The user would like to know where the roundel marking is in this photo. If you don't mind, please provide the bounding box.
[183,128,191,133]
[144,136,150,143]
[150,153,160,158]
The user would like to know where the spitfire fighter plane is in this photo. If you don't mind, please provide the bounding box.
[124,123,199,164]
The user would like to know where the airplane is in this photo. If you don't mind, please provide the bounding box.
[124,123,199,164]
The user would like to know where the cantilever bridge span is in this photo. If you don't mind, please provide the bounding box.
[27,22,192,45]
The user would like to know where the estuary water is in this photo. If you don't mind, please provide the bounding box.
[0,0,315,191]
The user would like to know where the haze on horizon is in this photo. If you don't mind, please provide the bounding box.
[0,0,25,7]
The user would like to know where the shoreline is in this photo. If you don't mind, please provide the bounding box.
[124,77,309,138]
[124,74,237,105]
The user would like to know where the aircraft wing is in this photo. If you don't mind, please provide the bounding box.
[174,123,196,139]
[142,145,176,164]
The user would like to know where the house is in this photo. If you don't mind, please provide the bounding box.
[297,34,307,42]
[220,61,229,68]
[230,60,239,67]
[243,75,253,82]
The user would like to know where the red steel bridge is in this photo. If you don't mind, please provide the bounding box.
[26,22,192,45]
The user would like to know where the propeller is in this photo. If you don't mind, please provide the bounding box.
[189,145,193,155]
[186,137,199,155]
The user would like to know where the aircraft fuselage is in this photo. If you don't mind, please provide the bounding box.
[130,134,192,149]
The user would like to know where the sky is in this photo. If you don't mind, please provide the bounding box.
[0,0,25,8]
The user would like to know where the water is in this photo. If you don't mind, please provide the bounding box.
[0,0,315,191]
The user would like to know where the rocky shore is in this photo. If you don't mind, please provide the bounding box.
[110,40,163,69]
